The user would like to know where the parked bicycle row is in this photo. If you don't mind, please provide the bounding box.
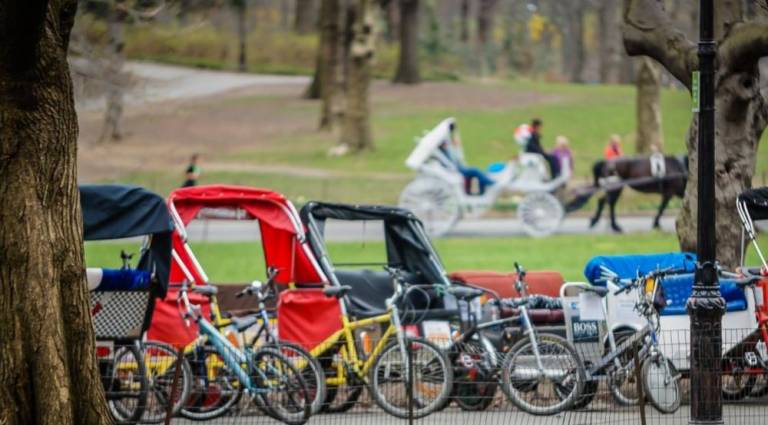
[83,184,768,424]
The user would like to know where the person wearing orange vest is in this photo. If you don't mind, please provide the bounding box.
[603,134,623,160]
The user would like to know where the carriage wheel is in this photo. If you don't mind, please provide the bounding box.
[399,177,460,237]
[517,192,564,238]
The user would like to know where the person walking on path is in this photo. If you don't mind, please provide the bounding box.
[182,154,201,187]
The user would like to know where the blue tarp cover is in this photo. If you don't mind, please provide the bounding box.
[659,274,747,315]
[583,252,697,285]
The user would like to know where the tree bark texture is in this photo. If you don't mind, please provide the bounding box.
[393,0,421,84]
[623,0,768,268]
[295,0,318,34]
[99,0,127,143]
[598,0,622,83]
[635,57,663,153]
[0,1,112,424]
[340,0,375,151]
[476,0,498,77]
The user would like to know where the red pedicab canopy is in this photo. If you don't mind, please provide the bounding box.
[168,184,327,286]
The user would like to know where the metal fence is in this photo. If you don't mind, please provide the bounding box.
[97,327,768,425]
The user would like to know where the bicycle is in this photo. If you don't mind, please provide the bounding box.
[443,262,585,415]
[562,267,683,414]
[177,280,312,425]
[138,341,192,424]
[295,265,454,419]
[177,268,326,420]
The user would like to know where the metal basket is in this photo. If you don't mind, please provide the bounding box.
[90,290,153,340]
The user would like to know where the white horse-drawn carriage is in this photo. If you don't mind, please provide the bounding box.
[398,118,571,237]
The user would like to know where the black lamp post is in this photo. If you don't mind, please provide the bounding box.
[687,0,725,424]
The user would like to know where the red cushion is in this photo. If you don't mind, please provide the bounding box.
[277,289,343,351]
[449,270,564,299]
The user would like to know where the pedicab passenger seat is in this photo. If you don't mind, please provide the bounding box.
[658,274,748,316]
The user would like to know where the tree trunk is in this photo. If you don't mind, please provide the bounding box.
[635,57,663,153]
[0,1,112,424]
[623,0,768,268]
[460,0,470,43]
[340,0,375,151]
[597,0,621,83]
[476,0,498,77]
[380,0,400,43]
[295,0,318,34]
[318,0,340,128]
[236,0,247,72]
[99,1,127,143]
[561,0,586,83]
[393,0,420,84]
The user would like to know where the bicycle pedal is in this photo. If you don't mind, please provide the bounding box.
[745,351,759,367]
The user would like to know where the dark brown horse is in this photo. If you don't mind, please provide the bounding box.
[588,155,688,232]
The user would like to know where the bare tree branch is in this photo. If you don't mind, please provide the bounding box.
[622,0,697,89]
[719,21,768,73]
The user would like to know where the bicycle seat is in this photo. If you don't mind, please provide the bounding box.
[192,285,218,296]
[231,315,259,332]
[323,285,352,298]
[448,285,485,300]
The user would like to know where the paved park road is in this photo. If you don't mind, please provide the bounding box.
[184,216,677,242]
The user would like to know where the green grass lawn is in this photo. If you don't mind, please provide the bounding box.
[86,232,688,283]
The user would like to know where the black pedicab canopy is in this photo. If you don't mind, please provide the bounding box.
[80,184,174,297]
[738,187,768,221]
[300,202,451,318]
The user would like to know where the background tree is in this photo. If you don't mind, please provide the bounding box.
[635,57,664,153]
[476,0,498,77]
[100,0,128,143]
[233,0,248,72]
[393,0,421,84]
[460,0,471,43]
[316,0,340,128]
[560,0,587,83]
[0,0,112,423]
[623,0,768,267]
[340,0,376,151]
[597,0,622,83]
[295,0,318,34]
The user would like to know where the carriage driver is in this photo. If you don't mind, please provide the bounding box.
[439,123,495,195]
[525,118,561,178]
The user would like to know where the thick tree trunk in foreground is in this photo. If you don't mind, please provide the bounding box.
[635,57,663,153]
[0,1,112,424]
[295,0,318,34]
[393,0,420,84]
[623,0,768,267]
[340,0,375,151]
[99,1,127,143]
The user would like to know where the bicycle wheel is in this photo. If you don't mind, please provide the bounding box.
[607,330,641,406]
[267,342,327,415]
[251,346,311,425]
[369,337,453,419]
[451,340,498,411]
[501,333,584,415]
[722,356,757,401]
[179,345,243,421]
[642,355,681,414]
[107,344,149,424]
[319,346,365,413]
[139,341,192,424]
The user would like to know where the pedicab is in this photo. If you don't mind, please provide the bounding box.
[81,184,174,424]
[147,184,329,419]
[398,118,571,238]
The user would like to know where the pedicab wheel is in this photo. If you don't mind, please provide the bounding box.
[251,346,311,425]
[501,333,584,416]
[369,337,453,419]
[139,341,192,424]
[517,192,564,238]
[451,340,498,412]
[399,177,460,237]
[107,344,149,425]
[266,342,327,415]
[750,372,768,398]
[180,345,243,421]
[642,356,681,414]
